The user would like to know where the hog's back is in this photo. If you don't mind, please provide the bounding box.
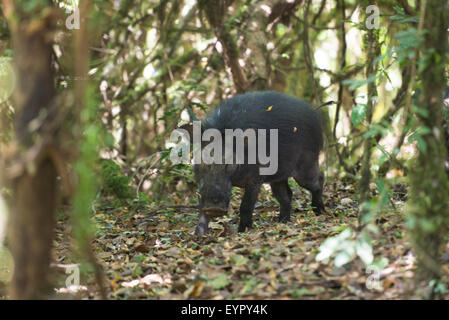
[203,91,323,182]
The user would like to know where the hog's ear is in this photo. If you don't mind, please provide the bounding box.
[178,123,194,143]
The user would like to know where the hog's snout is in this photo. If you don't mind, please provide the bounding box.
[199,183,231,217]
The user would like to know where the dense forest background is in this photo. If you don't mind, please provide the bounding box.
[0,0,448,299]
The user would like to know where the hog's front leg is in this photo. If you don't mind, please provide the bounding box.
[195,212,210,235]
[238,184,261,232]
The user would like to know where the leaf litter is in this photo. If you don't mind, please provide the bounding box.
[52,181,449,299]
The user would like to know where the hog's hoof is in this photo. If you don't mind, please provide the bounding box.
[312,203,326,215]
[237,222,252,233]
[194,224,209,236]
[279,216,290,223]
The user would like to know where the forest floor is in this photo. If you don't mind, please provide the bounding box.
[52,180,449,300]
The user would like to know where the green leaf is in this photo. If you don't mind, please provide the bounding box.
[291,288,312,298]
[363,123,388,138]
[351,104,367,126]
[334,249,354,267]
[132,264,143,277]
[415,135,427,153]
[390,6,419,24]
[369,257,389,270]
[276,23,287,37]
[390,15,419,23]
[343,75,377,91]
[411,104,430,118]
[341,63,363,73]
[231,254,248,267]
[392,6,405,15]
[356,237,373,265]
[408,126,431,153]
[207,274,229,290]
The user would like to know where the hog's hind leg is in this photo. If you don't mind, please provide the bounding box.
[270,180,293,222]
[294,154,325,214]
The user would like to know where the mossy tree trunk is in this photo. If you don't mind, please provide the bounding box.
[358,2,381,222]
[408,0,449,286]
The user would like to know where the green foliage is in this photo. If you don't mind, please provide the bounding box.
[363,120,392,139]
[444,108,449,135]
[16,0,51,12]
[351,104,367,126]
[408,126,431,153]
[72,86,104,244]
[207,274,229,290]
[393,28,424,64]
[390,6,419,24]
[317,175,394,269]
[430,279,448,295]
[275,23,287,38]
[291,288,312,299]
[360,189,391,225]
[101,160,133,200]
[411,103,430,119]
[130,192,151,212]
[316,227,377,268]
[375,179,391,208]
[342,75,377,91]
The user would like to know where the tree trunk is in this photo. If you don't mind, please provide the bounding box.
[199,0,248,93]
[1,0,60,299]
[358,2,381,222]
[408,0,449,286]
